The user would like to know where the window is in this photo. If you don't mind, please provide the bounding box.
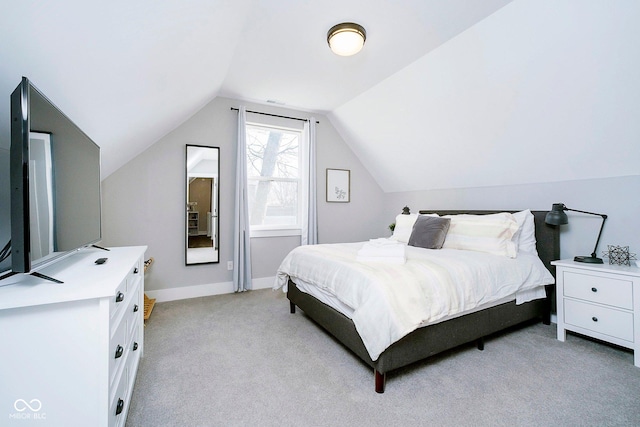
[246,123,305,237]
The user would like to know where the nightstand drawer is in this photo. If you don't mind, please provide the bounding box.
[563,271,633,309]
[564,299,633,342]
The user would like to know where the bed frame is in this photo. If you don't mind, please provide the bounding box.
[287,210,559,393]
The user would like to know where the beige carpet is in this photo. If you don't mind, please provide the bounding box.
[126,289,640,427]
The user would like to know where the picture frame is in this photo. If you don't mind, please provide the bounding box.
[326,168,350,203]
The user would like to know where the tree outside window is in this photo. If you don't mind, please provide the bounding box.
[246,124,301,230]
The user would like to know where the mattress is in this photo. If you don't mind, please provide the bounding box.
[275,242,554,361]
[291,276,547,328]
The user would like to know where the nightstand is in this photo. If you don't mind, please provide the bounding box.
[552,259,640,367]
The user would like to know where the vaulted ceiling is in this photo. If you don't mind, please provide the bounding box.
[1,0,638,190]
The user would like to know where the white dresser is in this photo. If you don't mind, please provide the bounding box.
[553,259,640,367]
[0,246,146,426]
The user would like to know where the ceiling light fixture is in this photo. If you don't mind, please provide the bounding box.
[327,22,366,56]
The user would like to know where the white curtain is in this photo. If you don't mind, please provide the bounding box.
[233,106,252,292]
[301,118,318,245]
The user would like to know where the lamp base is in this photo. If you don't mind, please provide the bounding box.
[574,255,604,264]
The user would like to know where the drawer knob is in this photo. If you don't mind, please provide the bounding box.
[133,342,139,351]
[133,304,139,313]
[115,345,124,359]
[133,267,139,274]
[116,292,125,303]
[592,317,598,322]
[115,398,124,415]
[591,287,598,293]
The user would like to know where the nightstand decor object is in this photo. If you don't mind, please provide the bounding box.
[553,260,640,367]
[603,245,637,266]
[545,203,608,264]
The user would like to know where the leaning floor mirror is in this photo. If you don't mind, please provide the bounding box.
[185,145,220,265]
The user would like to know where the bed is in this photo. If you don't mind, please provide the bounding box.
[277,210,559,393]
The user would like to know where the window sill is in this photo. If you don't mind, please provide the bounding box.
[250,228,301,238]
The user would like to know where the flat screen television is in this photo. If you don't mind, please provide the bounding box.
[10,77,102,278]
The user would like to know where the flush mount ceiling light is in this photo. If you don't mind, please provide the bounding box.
[327,22,366,56]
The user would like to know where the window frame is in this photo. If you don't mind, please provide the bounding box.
[245,121,306,238]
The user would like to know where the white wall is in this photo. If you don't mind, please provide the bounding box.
[383,175,640,262]
[101,96,385,295]
[330,0,640,193]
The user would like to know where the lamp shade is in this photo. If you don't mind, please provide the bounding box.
[545,203,569,225]
[327,22,366,56]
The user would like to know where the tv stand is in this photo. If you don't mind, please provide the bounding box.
[30,271,63,284]
[92,244,111,251]
[0,246,146,425]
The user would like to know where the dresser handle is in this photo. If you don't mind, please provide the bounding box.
[115,345,124,359]
[133,342,139,351]
[592,317,598,322]
[116,292,125,303]
[133,304,139,312]
[133,267,139,274]
[591,287,598,292]
[115,398,124,415]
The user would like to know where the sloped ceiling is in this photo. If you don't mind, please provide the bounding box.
[1,0,638,190]
[329,0,640,192]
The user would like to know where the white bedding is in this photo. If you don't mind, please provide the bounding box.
[292,277,547,326]
[274,242,554,361]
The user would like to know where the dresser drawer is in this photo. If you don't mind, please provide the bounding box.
[109,365,129,427]
[126,284,141,336]
[126,260,143,291]
[110,278,128,321]
[129,326,141,374]
[109,313,129,387]
[564,299,634,342]
[563,271,633,309]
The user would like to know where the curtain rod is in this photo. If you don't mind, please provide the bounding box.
[230,107,319,124]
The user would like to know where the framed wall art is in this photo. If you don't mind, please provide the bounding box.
[326,168,350,203]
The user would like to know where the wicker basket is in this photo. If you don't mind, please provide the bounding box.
[144,294,156,321]
[143,257,156,321]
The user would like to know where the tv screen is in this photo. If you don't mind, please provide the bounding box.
[10,77,102,274]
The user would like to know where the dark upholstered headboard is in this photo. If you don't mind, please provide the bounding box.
[418,210,560,278]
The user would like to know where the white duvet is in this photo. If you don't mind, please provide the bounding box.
[274,242,554,361]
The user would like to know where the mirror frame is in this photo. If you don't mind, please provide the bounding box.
[185,144,220,265]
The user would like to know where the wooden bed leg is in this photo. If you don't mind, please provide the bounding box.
[374,370,386,393]
[290,301,296,314]
[476,337,485,351]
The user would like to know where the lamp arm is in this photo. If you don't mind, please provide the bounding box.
[590,215,607,257]
[564,207,608,219]
[563,207,608,258]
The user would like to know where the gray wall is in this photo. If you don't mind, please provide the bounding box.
[383,175,640,262]
[101,96,386,292]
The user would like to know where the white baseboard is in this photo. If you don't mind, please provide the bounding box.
[145,276,275,303]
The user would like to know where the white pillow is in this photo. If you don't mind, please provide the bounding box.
[513,210,538,255]
[442,212,519,258]
[391,213,438,243]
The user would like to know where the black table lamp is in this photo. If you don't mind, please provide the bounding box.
[545,203,607,264]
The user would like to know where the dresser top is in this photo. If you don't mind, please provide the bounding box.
[552,258,640,277]
[0,246,147,310]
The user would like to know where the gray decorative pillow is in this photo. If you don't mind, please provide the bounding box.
[408,216,451,249]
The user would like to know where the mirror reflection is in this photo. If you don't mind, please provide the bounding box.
[186,145,219,265]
